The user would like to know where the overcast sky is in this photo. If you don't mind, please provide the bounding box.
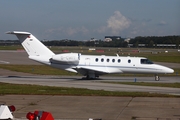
[0,0,179,40]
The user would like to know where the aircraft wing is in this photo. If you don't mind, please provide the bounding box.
[73,66,109,76]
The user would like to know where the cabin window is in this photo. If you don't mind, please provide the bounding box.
[95,58,98,62]
[112,59,115,62]
[141,59,153,64]
[118,59,121,63]
[128,59,131,63]
[107,58,110,62]
[101,58,104,62]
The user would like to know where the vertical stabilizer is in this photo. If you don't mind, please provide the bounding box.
[6,31,54,57]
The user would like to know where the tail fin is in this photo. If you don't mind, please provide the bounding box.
[6,31,55,56]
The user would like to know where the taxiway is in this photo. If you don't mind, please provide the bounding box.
[0,75,180,96]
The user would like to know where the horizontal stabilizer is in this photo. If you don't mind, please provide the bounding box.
[6,31,31,35]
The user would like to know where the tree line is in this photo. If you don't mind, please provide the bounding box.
[129,36,180,48]
[0,35,180,48]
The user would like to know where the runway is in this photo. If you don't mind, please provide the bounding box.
[0,75,180,96]
[0,95,179,120]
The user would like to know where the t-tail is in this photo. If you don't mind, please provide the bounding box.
[6,31,55,65]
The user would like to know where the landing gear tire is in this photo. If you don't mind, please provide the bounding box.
[86,73,96,80]
[86,75,90,80]
[86,75,94,80]
[155,75,160,81]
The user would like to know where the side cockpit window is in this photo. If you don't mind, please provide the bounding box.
[141,59,153,64]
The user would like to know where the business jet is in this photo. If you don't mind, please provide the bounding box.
[6,31,174,81]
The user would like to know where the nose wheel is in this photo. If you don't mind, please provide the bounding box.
[155,74,160,81]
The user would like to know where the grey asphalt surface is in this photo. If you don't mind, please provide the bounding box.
[0,75,180,96]
[1,95,180,120]
[0,50,180,120]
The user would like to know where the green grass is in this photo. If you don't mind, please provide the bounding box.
[0,82,178,97]
[0,64,179,76]
[0,64,77,75]
[77,48,180,63]
[1,46,180,63]
[0,45,23,50]
[102,82,180,88]
[144,54,180,63]
[104,68,180,77]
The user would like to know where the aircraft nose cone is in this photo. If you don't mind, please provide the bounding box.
[164,67,174,73]
[155,64,174,74]
[168,68,174,73]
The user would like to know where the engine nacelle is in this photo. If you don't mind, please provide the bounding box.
[51,53,80,65]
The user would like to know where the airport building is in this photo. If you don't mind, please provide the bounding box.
[104,36,121,42]
[128,44,180,48]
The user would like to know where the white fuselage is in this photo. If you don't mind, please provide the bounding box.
[50,53,174,77]
[7,31,174,79]
[78,55,172,74]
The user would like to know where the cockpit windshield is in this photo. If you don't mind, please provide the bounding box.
[141,59,153,64]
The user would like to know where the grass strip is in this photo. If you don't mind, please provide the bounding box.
[0,64,179,76]
[1,46,180,63]
[0,82,178,97]
[102,82,180,88]
[0,64,77,75]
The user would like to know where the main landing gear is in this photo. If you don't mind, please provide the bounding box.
[155,74,160,81]
[85,73,99,80]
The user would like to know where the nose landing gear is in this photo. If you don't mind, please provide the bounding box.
[155,74,160,81]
